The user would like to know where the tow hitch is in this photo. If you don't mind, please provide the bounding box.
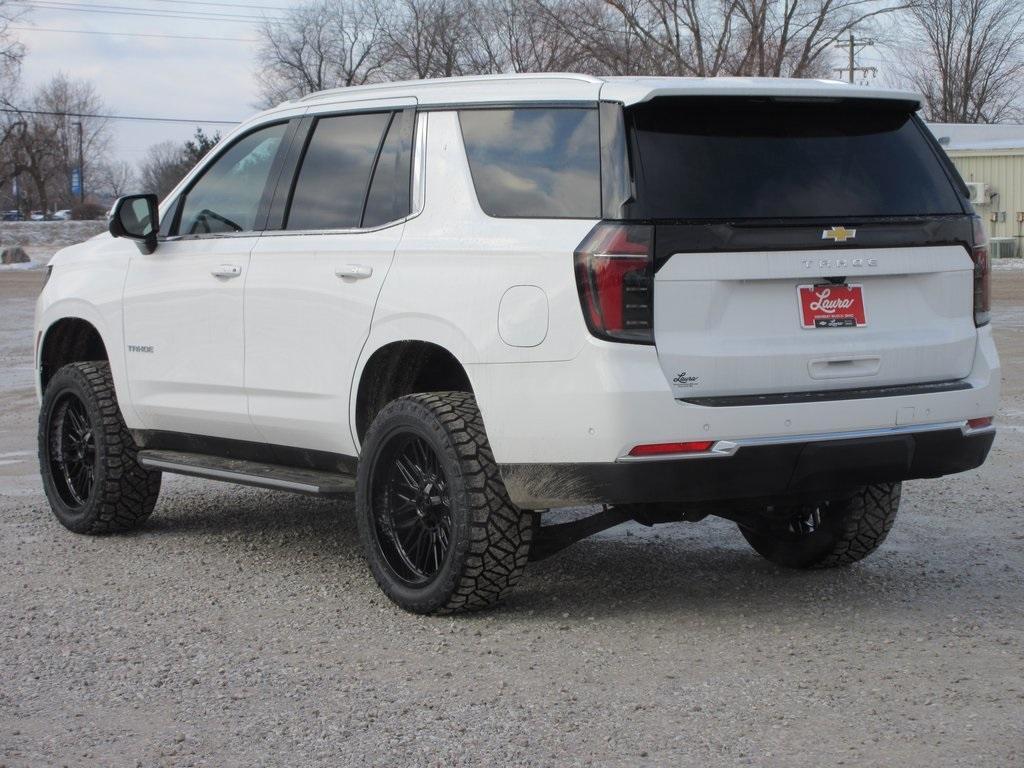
[528,504,711,561]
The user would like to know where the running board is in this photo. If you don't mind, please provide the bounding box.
[136,449,355,496]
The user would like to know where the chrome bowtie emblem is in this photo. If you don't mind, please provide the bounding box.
[822,225,856,243]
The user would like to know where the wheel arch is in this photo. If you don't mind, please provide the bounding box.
[353,339,475,446]
[38,315,109,392]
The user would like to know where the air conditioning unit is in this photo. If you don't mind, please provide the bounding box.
[990,237,1018,259]
[966,182,991,205]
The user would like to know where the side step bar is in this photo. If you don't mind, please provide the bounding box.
[137,449,355,496]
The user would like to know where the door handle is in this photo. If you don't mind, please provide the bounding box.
[335,264,373,280]
[211,264,242,278]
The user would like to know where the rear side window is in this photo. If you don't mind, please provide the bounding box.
[286,112,391,231]
[627,98,964,220]
[459,108,600,218]
[363,111,414,228]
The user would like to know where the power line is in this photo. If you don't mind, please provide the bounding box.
[19,0,282,17]
[0,107,241,125]
[11,24,259,40]
[143,0,290,11]
[17,0,281,21]
[10,0,283,22]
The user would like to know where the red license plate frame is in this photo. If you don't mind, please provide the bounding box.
[797,283,867,329]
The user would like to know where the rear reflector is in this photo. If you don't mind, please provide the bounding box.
[628,441,715,457]
[966,416,994,430]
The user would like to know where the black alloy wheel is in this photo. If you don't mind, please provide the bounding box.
[738,483,901,569]
[373,433,454,585]
[47,392,97,508]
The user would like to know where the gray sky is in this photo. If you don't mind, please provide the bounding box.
[12,2,890,172]
[14,1,287,166]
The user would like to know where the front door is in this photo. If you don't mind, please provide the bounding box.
[123,121,291,440]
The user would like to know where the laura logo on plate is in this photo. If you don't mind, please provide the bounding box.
[797,284,867,328]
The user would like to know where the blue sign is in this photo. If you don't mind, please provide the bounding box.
[70,168,82,198]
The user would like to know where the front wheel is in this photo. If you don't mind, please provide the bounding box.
[38,361,161,534]
[356,392,534,614]
[738,483,901,569]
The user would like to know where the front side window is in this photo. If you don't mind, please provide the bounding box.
[459,108,600,219]
[177,122,287,235]
[286,112,392,231]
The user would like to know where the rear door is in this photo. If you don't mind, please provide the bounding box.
[621,97,977,402]
[244,102,415,455]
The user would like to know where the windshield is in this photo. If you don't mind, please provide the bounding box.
[625,98,965,220]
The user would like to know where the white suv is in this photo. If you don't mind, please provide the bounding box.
[36,74,1000,614]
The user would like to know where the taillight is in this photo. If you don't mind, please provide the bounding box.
[971,215,990,327]
[574,223,654,343]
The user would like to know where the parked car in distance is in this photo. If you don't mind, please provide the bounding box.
[2,209,21,221]
[53,209,72,221]
[34,74,1000,615]
[29,211,45,221]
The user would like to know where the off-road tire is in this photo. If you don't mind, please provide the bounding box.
[738,483,901,569]
[356,392,534,614]
[39,361,161,534]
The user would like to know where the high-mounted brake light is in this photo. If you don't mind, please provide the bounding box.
[574,223,654,344]
[628,441,715,457]
[971,215,990,327]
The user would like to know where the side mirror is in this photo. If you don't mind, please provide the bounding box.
[109,194,159,254]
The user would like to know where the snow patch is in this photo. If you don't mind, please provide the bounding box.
[0,260,43,271]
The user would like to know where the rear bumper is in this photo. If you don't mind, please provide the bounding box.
[499,425,994,508]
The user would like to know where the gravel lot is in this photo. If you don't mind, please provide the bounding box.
[1,241,1022,766]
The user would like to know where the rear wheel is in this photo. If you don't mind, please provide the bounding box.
[356,392,534,614]
[38,361,161,534]
[738,483,900,569]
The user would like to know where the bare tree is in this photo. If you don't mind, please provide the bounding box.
[92,159,136,201]
[36,74,111,206]
[0,0,24,93]
[471,0,591,72]
[11,116,59,214]
[0,0,26,196]
[891,0,1024,122]
[596,0,903,78]
[137,129,221,201]
[381,0,479,79]
[1,74,112,213]
[256,0,386,106]
[138,141,186,201]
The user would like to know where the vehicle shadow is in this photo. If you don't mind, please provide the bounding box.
[136,480,1010,622]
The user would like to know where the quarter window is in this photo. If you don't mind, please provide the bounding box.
[286,112,391,231]
[458,108,600,219]
[177,122,287,235]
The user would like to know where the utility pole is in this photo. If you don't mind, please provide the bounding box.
[834,33,877,84]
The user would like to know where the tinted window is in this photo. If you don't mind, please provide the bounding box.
[628,98,963,220]
[363,112,413,228]
[287,112,390,231]
[177,123,286,235]
[459,108,600,218]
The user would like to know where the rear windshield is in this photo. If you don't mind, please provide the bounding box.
[626,98,964,220]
